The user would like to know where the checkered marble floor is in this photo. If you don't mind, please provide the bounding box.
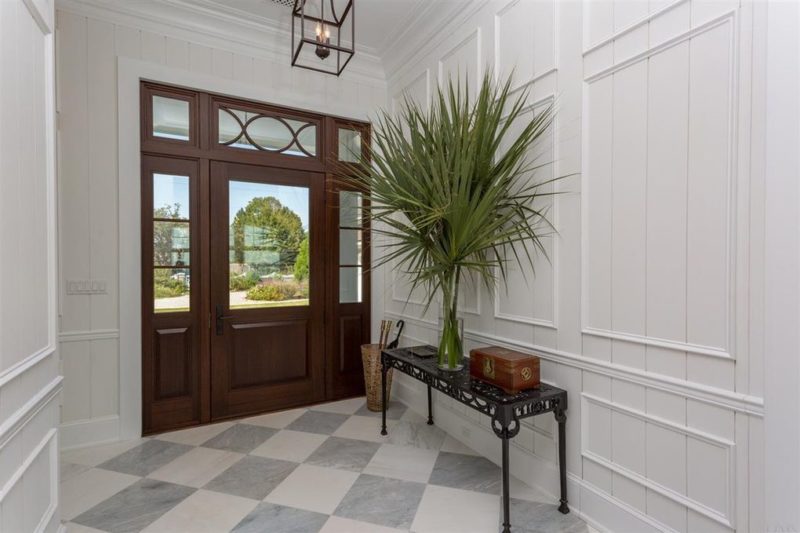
[61,397,589,533]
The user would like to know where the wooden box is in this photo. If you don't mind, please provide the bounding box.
[469,346,540,394]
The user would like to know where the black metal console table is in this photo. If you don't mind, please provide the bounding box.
[380,346,569,533]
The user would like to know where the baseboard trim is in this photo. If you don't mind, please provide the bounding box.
[59,415,120,450]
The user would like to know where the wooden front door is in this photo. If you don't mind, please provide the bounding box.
[209,161,325,419]
[140,82,371,434]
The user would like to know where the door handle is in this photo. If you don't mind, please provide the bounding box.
[215,304,233,335]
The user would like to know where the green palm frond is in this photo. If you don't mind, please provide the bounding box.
[343,71,562,311]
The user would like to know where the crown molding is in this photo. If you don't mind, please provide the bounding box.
[382,0,489,88]
[55,0,387,85]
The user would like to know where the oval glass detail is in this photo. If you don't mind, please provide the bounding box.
[217,106,318,158]
[248,116,294,152]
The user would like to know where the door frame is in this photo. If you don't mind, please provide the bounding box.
[120,59,379,439]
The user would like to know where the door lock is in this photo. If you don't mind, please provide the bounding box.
[215,304,233,335]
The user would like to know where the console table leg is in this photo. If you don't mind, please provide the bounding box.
[426,384,434,425]
[555,408,569,514]
[501,435,511,533]
[380,362,388,436]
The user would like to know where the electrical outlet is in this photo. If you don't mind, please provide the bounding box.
[66,280,107,295]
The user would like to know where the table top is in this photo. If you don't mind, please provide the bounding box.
[382,346,567,409]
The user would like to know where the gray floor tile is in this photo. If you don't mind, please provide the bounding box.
[304,436,380,472]
[72,478,195,532]
[98,440,192,477]
[286,411,350,435]
[204,455,297,500]
[504,498,587,533]
[232,502,328,533]
[201,423,277,454]
[334,473,425,529]
[354,401,407,420]
[428,451,502,494]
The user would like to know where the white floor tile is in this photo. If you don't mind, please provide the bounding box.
[320,515,408,533]
[363,444,438,483]
[400,409,427,424]
[242,407,307,429]
[333,415,393,443]
[155,421,234,446]
[311,396,365,415]
[250,429,328,463]
[61,438,149,467]
[142,489,258,533]
[440,434,480,456]
[148,447,244,488]
[411,484,500,533]
[265,464,358,514]
[61,467,140,520]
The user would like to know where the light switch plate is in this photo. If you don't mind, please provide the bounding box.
[66,280,107,295]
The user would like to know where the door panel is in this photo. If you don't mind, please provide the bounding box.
[142,156,202,433]
[210,161,325,419]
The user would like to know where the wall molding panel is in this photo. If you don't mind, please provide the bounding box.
[581,8,740,365]
[581,393,736,528]
[0,0,61,529]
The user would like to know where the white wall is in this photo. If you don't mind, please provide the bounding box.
[381,1,791,532]
[0,0,62,530]
[55,0,388,448]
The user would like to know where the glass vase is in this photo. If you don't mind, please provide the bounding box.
[438,270,464,371]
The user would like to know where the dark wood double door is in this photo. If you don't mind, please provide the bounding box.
[141,83,370,434]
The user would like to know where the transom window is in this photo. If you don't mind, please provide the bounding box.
[217,106,318,157]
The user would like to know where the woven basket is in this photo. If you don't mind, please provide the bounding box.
[361,344,393,411]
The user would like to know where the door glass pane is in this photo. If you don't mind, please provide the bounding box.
[153,221,190,267]
[219,108,246,146]
[153,174,189,219]
[339,191,361,227]
[154,268,190,313]
[340,266,362,303]
[291,120,317,156]
[339,229,361,266]
[338,128,362,162]
[229,180,310,308]
[153,95,190,141]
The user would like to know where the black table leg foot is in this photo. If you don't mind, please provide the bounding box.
[558,501,570,514]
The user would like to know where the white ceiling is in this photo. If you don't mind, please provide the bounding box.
[192,0,431,57]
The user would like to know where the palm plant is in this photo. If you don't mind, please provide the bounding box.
[344,72,558,370]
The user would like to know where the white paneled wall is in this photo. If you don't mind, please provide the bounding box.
[381,1,780,532]
[55,2,387,448]
[0,0,61,530]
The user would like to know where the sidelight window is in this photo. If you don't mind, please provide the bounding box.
[153,173,191,313]
[339,190,363,303]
